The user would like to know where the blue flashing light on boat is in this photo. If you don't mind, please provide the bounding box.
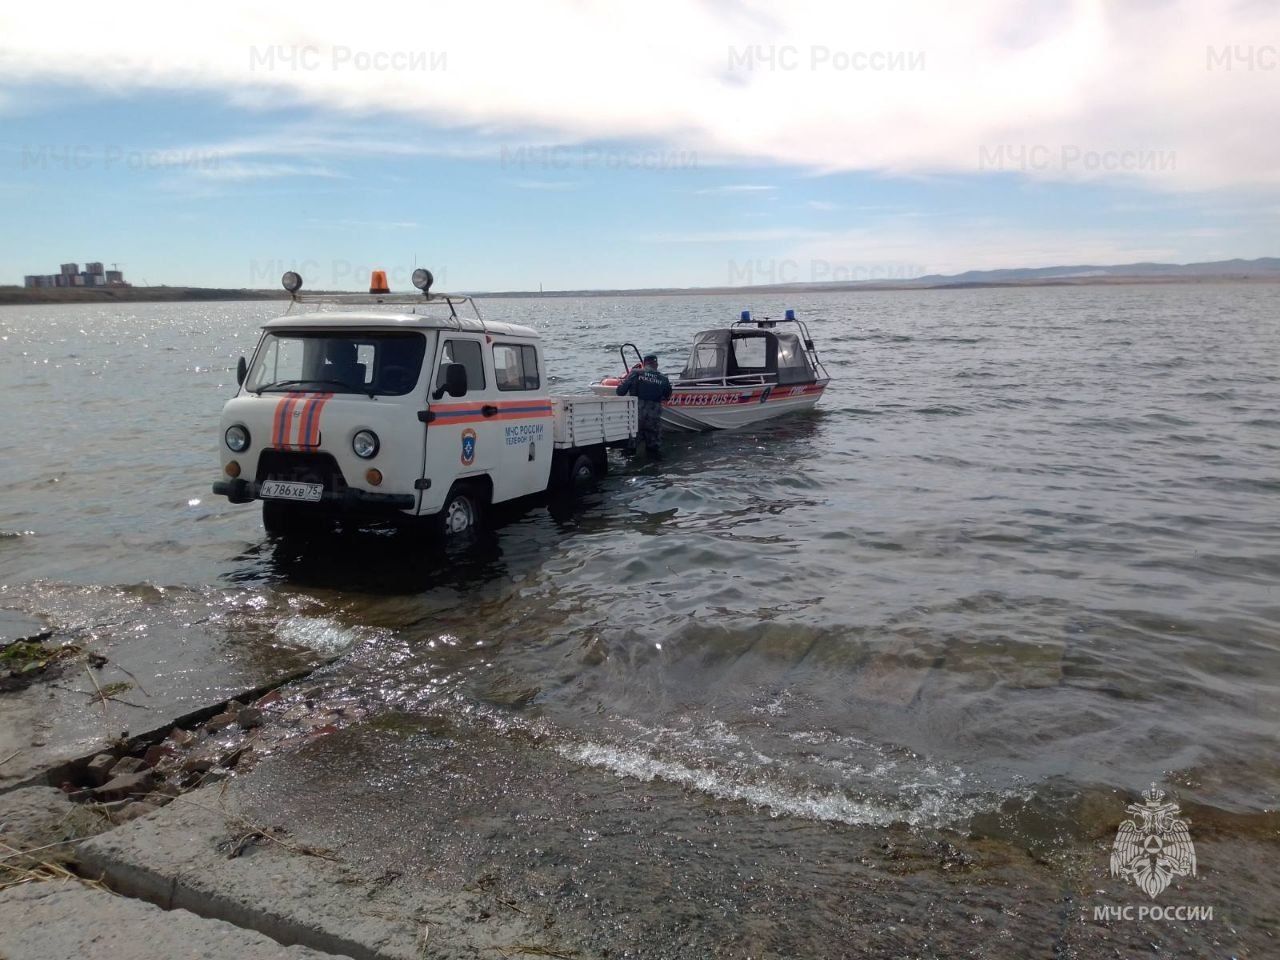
[785,308,796,320]
[740,310,751,321]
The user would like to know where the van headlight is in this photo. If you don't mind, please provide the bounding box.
[224,424,250,452]
[352,430,380,459]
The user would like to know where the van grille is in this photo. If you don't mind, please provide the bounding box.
[255,451,348,493]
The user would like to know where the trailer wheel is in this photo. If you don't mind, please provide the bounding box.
[568,452,599,491]
[434,483,484,539]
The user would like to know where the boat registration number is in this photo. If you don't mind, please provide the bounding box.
[260,480,324,502]
[671,391,753,407]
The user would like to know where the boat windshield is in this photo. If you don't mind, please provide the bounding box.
[246,331,428,396]
[775,332,816,385]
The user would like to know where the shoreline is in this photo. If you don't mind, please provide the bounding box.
[0,287,287,306]
[3,273,1279,306]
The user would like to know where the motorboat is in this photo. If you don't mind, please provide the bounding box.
[591,309,831,431]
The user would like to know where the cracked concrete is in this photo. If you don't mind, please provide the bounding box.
[77,784,540,960]
[0,881,353,960]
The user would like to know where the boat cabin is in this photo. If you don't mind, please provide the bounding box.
[679,326,819,386]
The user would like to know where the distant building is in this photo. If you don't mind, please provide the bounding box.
[23,260,129,288]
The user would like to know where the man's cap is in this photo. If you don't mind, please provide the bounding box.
[643,353,658,363]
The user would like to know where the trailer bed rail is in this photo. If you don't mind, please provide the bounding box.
[550,395,637,448]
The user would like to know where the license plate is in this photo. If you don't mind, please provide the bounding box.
[260,480,324,502]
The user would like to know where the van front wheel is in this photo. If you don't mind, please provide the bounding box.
[433,484,484,539]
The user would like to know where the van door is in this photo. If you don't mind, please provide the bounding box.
[489,340,554,502]
[420,335,496,515]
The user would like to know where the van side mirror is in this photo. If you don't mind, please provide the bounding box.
[433,363,468,399]
[236,356,247,386]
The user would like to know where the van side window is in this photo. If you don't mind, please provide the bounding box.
[436,339,485,394]
[493,343,540,391]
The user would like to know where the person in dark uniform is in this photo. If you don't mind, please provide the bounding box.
[616,353,673,457]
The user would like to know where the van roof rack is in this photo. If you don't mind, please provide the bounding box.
[284,291,484,321]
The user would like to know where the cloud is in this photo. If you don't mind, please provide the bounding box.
[303,218,420,230]
[695,184,775,195]
[0,1,1277,191]
[505,178,578,191]
[191,160,347,181]
[643,227,827,243]
[806,200,840,211]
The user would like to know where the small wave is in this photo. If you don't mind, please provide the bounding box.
[913,404,967,416]
[1145,412,1196,427]
[557,740,989,828]
[0,530,35,539]
[833,333,912,343]
[276,615,370,655]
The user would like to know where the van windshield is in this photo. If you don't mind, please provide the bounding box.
[246,331,427,397]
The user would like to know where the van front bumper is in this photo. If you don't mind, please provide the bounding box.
[212,479,415,512]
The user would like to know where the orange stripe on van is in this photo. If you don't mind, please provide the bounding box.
[488,410,555,423]
[427,400,554,427]
[272,392,306,449]
[295,393,332,448]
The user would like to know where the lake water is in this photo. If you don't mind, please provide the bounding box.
[1,284,1277,954]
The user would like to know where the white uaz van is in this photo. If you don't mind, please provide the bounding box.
[213,270,637,537]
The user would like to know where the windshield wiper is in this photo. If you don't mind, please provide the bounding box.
[254,378,374,398]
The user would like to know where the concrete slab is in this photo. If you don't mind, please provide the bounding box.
[78,784,538,960]
[0,786,106,868]
[849,630,941,706]
[934,634,1066,690]
[0,585,330,793]
[0,881,350,959]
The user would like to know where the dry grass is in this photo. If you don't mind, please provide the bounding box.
[0,839,114,896]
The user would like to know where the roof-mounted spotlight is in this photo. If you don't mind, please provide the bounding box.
[411,268,434,295]
[281,271,303,294]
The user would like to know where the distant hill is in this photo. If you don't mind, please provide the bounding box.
[900,257,1280,288]
[477,257,1280,297]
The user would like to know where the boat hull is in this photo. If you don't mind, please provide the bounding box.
[591,380,828,431]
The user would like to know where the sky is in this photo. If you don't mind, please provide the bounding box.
[0,0,1277,291]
